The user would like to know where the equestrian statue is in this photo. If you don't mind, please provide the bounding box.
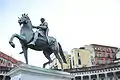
[9,13,67,69]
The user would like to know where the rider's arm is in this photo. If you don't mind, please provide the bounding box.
[40,22,48,30]
[32,26,40,29]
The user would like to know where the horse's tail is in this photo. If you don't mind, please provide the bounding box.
[58,42,67,63]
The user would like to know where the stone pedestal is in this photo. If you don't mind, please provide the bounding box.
[8,64,73,80]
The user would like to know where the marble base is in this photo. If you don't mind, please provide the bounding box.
[8,64,74,80]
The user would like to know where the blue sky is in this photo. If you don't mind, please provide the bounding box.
[0,0,120,67]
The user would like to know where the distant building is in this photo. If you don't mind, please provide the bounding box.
[50,44,120,80]
[0,51,23,67]
[50,51,71,69]
[71,48,92,68]
[0,51,24,80]
[65,62,120,80]
[85,44,118,65]
[66,44,119,80]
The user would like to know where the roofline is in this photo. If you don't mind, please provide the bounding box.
[90,44,118,49]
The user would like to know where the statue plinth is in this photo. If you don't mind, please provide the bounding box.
[8,64,74,80]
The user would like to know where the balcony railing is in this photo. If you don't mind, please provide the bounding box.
[64,62,120,73]
[0,66,12,75]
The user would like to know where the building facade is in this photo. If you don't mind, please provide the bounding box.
[71,48,92,68]
[66,61,120,80]
[86,44,118,65]
[0,51,23,67]
[68,44,119,80]
[50,44,118,69]
[50,44,120,80]
[0,51,23,80]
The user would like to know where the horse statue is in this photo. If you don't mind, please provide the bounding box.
[9,13,67,69]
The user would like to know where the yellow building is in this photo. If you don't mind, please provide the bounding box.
[50,51,71,69]
[71,48,92,68]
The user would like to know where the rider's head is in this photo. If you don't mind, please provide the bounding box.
[40,18,45,23]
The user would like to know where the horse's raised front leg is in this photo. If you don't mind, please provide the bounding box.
[9,33,26,48]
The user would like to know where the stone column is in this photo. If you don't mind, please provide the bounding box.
[105,73,108,80]
[113,72,118,80]
[97,74,99,80]
[81,76,83,80]
[89,75,91,80]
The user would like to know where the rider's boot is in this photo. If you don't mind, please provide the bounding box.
[28,32,38,45]
[28,38,36,45]
[28,41,35,45]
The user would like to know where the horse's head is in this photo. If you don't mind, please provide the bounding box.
[18,13,30,26]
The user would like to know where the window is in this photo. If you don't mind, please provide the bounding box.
[97,60,100,64]
[91,59,94,65]
[75,76,81,80]
[103,48,106,52]
[78,52,81,65]
[110,77,113,80]
[105,59,108,64]
[108,59,111,63]
[73,59,74,66]
[78,59,81,65]
[107,48,110,53]
[94,47,97,50]
[98,47,100,51]
[97,59,103,64]
[100,53,103,57]
[101,78,104,80]
[110,54,113,58]
[71,78,74,80]
[70,60,72,69]
[108,54,111,58]
[103,53,105,57]
[112,49,116,53]
[72,57,74,66]
[100,47,103,52]
[108,48,112,53]
[99,60,103,64]
[78,53,80,57]
[95,54,97,57]
[91,56,94,65]
[97,54,99,57]
[102,59,105,64]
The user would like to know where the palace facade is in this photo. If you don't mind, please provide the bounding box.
[65,61,120,80]
[50,44,120,80]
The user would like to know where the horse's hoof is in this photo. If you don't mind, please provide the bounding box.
[11,43,15,48]
[43,64,45,68]
[12,44,15,48]
[9,42,15,48]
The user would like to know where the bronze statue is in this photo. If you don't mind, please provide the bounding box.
[29,18,49,45]
[9,13,67,69]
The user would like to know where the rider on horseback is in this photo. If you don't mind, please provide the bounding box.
[29,18,49,45]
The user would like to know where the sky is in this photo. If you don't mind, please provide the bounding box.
[0,0,120,67]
